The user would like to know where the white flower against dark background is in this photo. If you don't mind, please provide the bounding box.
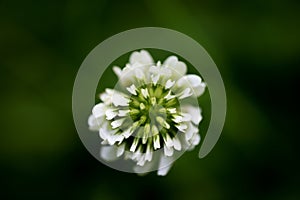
[88,50,206,175]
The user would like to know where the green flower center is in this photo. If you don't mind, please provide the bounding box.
[120,84,181,152]
[129,84,179,128]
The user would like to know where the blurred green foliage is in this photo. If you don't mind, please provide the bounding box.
[0,0,299,199]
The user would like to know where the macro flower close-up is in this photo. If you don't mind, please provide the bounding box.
[88,50,206,176]
[2,0,299,198]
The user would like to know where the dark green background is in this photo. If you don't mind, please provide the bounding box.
[1,0,299,199]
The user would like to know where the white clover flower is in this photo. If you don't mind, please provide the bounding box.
[88,50,206,176]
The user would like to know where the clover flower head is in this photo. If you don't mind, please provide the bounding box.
[88,50,206,175]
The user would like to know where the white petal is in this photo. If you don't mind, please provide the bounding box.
[118,110,130,117]
[126,84,137,95]
[105,88,115,95]
[164,90,176,101]
[134,68,145,79]
[163,134,173,148]
[167,108,177,114]
[149,66,159,74]
[173,136,182,151]
[112,93,129,107]
[130,138,139,152]
[105,109,118,120]
[151,74,160,85]
[99,128,108,140]
[111,118,126,129]
[100,146,118,162]
[129,50,153,65]
[137,155,147,166]
[181,113,192,122]
[117,67,136,87]
[113,66,122,77]
[122,127,133,138]
[88,116,98,127]
[99,123,118,142]
[88,115,100,131]
[92,103,106,118]
[106,136,116,145]
[181,105,202,125]
[177,131,190,150]
[176,123,188,132]
[172,115,183,123]
[99,89,117,104]
[164,144,174,156]
[145,145,153,162]
[100,93,111,104]
[156,61,161,66]
[131,146,142,160]
[185,122,198,140]
[141,88,149,98]
[114,134,124,144]
[194,82,206,97]
[153,134,160,150]
[157,155,174,176]
[161,67,172,77]
[101,140,108,145]
[190,133,201,146]
[149,65,172,78]
[117,143,125,157]
[124,151,133,160]
[165,79,175,89]
[177,74,201,87]
[177,75,206,97]
[164,56,187,77]
[178,88,192,99]
[164,56,178,66]
[142,124,150,144]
